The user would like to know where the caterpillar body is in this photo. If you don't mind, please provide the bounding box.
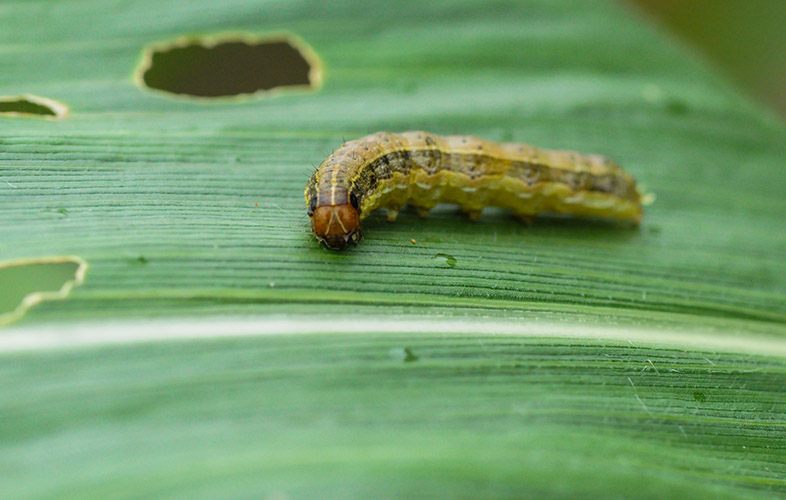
[305,131,643,249]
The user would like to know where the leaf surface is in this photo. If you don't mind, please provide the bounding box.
[1,0,784,498]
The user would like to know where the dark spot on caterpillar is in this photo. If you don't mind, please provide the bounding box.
[355,162,380,197]
[422,148,442,173]
[517,163,540,186]
[425,136,435,146]
[594,175,617,194]
[372,155,393,179]
[308,196,317,216]
[385,150,412,174]
[350,192,359,209]
[561,172,579,189]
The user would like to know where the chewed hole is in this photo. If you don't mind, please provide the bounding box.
[0,257,87,326]
[0,95,68,119]
[137,33,322,99]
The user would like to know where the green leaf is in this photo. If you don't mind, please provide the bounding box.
[1,0,784,499]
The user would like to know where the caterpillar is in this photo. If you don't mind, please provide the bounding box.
[305,131,643,249]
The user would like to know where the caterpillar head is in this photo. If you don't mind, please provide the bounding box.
[307,193,362,249]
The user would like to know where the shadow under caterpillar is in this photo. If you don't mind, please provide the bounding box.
[305,131,643,249]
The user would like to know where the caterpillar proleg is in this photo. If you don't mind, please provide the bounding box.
[305,131,643,249]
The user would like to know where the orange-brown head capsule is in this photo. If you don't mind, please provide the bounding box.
[310,203,361,249]
[305,155,365,249]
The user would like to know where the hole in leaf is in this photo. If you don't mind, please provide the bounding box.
[0,257,87,326]
[137,33,322,99]
[0,95,68,119]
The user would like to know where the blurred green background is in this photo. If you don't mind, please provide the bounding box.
[627,0,786,119]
